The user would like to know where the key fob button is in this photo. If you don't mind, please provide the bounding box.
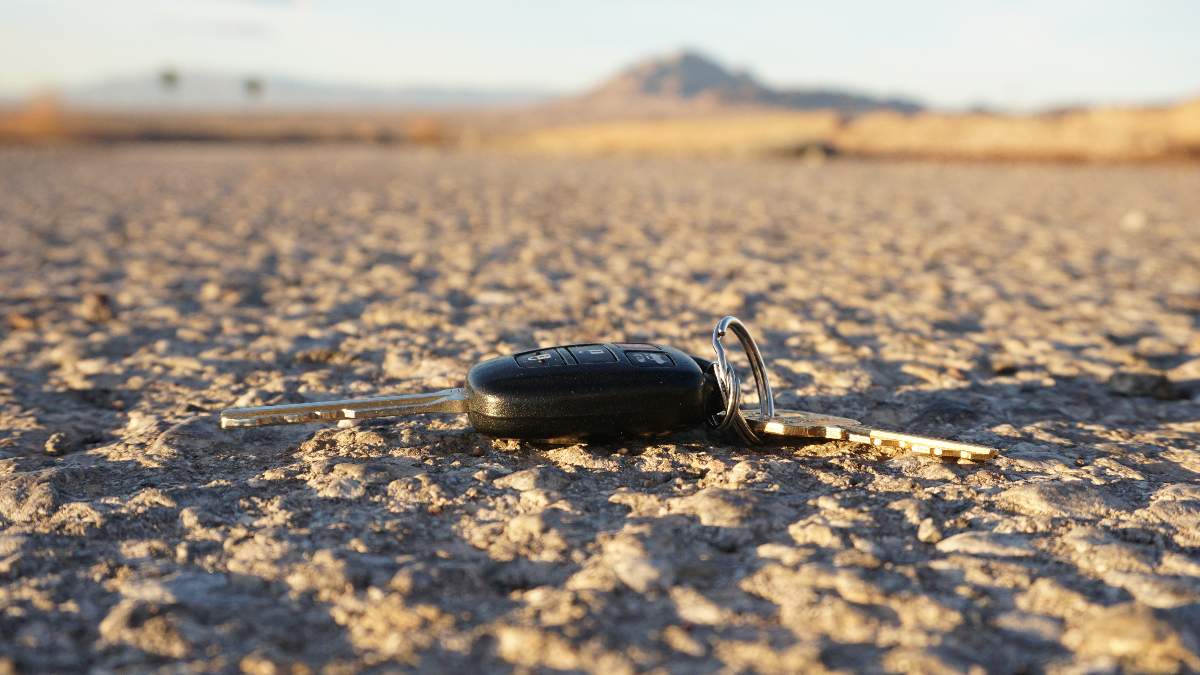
[515,349,565,368]
[568,344,617,363]
[625,350,674,367]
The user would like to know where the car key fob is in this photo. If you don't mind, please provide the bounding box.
[466,343,716,441]
[221,341,720,442]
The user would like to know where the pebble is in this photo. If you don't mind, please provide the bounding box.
[494,466,569,492]
[43,432,72,455]
[936,531,1035,557]
[998,481,1122,520]
[789,516,845,549]
[76,292,115,323]
[1106,371,1178,400]
[0,472,59,524]
[1064,603,1200,672]
[916,518,942,543]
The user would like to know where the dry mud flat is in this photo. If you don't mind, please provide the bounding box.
[1,146,1199,673]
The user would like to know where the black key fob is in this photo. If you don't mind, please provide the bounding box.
[465,342,717,441]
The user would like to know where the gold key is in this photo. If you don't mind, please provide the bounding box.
[742,409,999,462]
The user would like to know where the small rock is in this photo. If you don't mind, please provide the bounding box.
[472,465,511,483]
[610,547,669,593]
[912,396,978,425]
[1103,571,1200,609]
[0,534,27,557]
[986,354,1020,376]
[1064,603,1200,672]
[78,358,111,376]
[121,571,228,605]
[5,312,35,330]
[917,518,942,543]
[936,531,1034,557]
[294,347,351,365]
[998,481,1123,520]
[232,389,274,408]
[177,507,198,530]
[788,516,845,549]
[518,488,555,509]
[0,471,59,523]
[494,466,569,492]
[815,495,841,511]
[726,460,755,486]
[1168,357,1200,382]
[887,498,926,526]
[993,610,1063,643]
[318,476,366,500]
[661,625,706,658]
[505,513,547,543]
[667,488,756,528]
[670,587,725,625]
[1107,371,1178,400]
[755,543,810,566]
[834,548,882,569]
[198,281,225,302]
[77,292,115,322]
[1120,210,1148,232]
[124,412,160,436]
[1063,527,1155,575]
[1017,577,1093,618]
[43,432,73,455]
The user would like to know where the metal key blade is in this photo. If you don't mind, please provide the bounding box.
[743,409,999,462]
[841,425,997,462]
[220,389,468,429]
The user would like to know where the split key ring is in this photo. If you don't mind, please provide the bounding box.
[708,315,774,444]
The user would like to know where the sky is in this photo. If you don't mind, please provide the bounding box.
[0,0,1197,110]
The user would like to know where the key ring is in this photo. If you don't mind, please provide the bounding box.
[707,316,774,444]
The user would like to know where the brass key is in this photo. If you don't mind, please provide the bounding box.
[742,409,999,462]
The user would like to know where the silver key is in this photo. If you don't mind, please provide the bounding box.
[220,389,468,429]
[742,409,999,462]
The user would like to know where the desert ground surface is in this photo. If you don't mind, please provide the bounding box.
[1,145,1199,673]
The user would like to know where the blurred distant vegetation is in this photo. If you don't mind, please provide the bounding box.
[503,101,1200,161]
[243,78,264,100]
[0,95,456,145]
[159,68,179,93]
[1,94,1197,162]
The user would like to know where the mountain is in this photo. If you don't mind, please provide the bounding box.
[65,72,552,110]
[574,50,922,115]
[588,50,770,102]
[56,52,922,115]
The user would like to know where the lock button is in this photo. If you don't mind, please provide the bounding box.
[515,349,565,368]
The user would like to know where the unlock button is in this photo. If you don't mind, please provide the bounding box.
[568,344,616,364]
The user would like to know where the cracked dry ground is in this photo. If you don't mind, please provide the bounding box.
[1,145,1199,673]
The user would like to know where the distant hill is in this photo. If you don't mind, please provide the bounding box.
[571,50,923,115]
[65,72,552,111]
[53,52,919,115]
